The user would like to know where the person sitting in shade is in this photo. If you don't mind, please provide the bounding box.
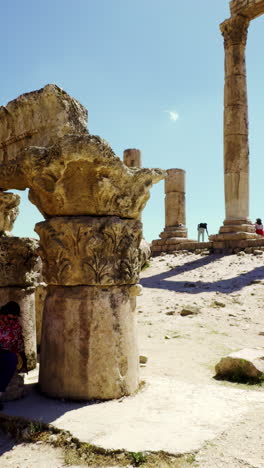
[255,218,264,236]
[197,222,208,242]
[0,301,27,410]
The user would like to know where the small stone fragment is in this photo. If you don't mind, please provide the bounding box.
[180,306,200,316]
[139,355,148,364]
[213,300,226,308]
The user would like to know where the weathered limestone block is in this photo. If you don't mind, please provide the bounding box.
[35,216,142,286]
[230,0,264,19]
[39,285,140,400]
[165,192,185,228]
[0,84,88,163]
[0,287,37,370]
[215,348,264,381]
[123,148,141,168]
[165,168,185,194]
[0,134,165,218]
[35,283,47,348]
[0,191,20,233]
[0,237,40,286]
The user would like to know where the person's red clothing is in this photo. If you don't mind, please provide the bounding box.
[0,316,24,353]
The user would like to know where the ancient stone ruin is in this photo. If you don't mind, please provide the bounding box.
[151,0,264,256]
[210,0,264,249]
[0,84,165,400]
[151,169,195,255]
[0,191,40,370]
[0,190,40,400]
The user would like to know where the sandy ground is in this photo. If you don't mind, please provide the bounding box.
[1,250,264,467]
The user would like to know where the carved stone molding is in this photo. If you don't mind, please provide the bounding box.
[0,191,20,232]
[0,134,166,218]
[35,216,142,286]
[0,237,40,286]
[220,16,250,46]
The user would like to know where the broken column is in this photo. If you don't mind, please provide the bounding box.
[0,190,40,401]
[123,148,151,267]
[0,85,165,400]
[123,148,141,168]
[151,168,193,255]
[211,13,258,247]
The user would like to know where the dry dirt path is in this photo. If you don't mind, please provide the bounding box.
[1,251,264,467]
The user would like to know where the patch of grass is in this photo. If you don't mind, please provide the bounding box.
[131,451,147,466]
[0,414,196,467]
[141,261,151,271]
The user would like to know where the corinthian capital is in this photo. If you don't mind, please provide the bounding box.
[220,16,250,47]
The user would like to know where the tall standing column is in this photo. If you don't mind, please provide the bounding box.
[210,15,258,245]
[221,15,250,223]
[151,169,195,255]
[164,169,186,230]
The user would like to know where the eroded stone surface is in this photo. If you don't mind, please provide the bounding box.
[0,84,88,163]
[0,134,165,218]
[35,216,142,286]
[0,237,40,287]
[230,0,264,19]
[39,285,140,400]
[0,191,20,233]
[123,148,141,168]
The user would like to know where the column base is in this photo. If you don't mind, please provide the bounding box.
[151,226,196,254]
[209,219,258,242]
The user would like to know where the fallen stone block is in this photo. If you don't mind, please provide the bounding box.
[215,348,264,382]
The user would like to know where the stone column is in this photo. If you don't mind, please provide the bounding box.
[27,134,165,401]
[0,192,40,372]
[211,16,258,244]
[36,216,142,400]
[123,149,141,168]
[151,168,194,254]
[0,85,165,401]
[164,169,187,233]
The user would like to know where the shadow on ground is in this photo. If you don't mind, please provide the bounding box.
[141,255,264,294]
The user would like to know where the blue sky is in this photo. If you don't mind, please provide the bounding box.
[1,1,263,242]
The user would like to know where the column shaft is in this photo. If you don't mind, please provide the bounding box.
[221,16,250,221]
